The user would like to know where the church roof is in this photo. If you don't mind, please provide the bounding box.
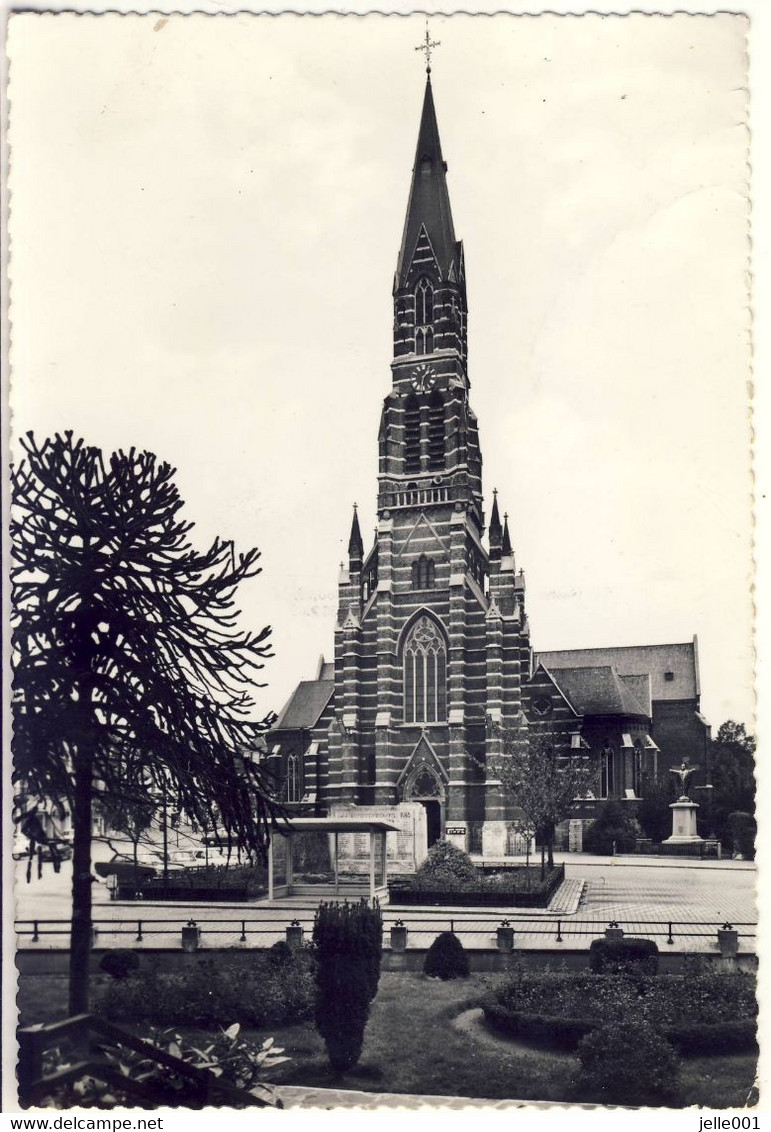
[536,640,700,702]
[395,77,460,285]
[272,679,334,731]
[547,665,650,719]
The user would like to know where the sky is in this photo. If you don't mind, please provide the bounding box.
[8,12,753,729]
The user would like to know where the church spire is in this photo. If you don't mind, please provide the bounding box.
[395,75,459,287]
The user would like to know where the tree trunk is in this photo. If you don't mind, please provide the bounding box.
[547,832,555,870]
[540,841,546,881]
[69,753,93,1015]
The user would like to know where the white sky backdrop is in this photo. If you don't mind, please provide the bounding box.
[8,12,752,728]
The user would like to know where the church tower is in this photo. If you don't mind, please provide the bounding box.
[325,72,532,855]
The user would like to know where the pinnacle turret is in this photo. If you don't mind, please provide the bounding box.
[502,512,512,558]
[348,504,364,573]
[489,490,502,559]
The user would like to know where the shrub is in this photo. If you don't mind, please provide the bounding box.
[99,949,140,980]
[728,811,756,860]
[589,937,659,975]
[267,940,294,969]
[575,1021,680,1106]
[583,802,642,855]
[100,952,316,1028]
[312,899,383,1073]
[415,840,478,885]
[424,931,470,980]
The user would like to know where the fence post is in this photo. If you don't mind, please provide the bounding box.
[240,920,247,943]
[556,920,563,943]
[32,920,39,943]
[667,922,674,945]
[286,920,304,949]
[136,920,143,942]
[390,921,408,952]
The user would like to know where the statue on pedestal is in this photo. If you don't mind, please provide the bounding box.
[669,762,697,800]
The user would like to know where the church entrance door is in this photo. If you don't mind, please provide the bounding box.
[421,800,442,848]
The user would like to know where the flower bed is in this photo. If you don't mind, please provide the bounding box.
[120,864,267,902]
[482,967,758,1055]
[389,864,564,908]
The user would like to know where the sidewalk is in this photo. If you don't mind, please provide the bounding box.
[276,1084,556,1109]
[554,852,756,871]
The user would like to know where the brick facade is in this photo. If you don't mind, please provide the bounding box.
[266,75,710,858]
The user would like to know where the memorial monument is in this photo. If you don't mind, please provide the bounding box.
[663,762,704,846]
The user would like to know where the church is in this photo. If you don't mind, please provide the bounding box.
[267,70,711,860]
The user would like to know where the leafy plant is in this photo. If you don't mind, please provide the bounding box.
[582,801,642,855]
[575,1020,680,1105]
[415,839,479,885]
[32,1024,288,1109]
[98,949,140,981]
[423,931,469,980]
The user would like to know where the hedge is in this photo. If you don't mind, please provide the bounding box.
[482,968,758,1056]
[589,937,659,975]
[483,1003,757,1056]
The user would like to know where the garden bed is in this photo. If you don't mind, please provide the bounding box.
[482,967,758,1055]
[389,864,564,908]
[16,972,758,1107]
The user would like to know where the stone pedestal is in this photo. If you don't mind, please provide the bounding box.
[664,797,703,844]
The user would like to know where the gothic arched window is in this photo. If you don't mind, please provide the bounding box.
[404,395,421,474]
[286,753,301,803]
[403,616,447,723]
[425,327,434,354]
[415,279,434,326]
[428,389,444,470]
[415,328,425,356]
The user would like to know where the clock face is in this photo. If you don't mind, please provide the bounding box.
[411,363,437,393]
[531,696,553,718]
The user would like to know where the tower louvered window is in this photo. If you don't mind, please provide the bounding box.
[415,279,434,326]
[411,555,436,590]
[403,616,447,723]
[404,394,421,474]
[428,390,444,469]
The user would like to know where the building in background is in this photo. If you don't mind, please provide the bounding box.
[267,72,710,859]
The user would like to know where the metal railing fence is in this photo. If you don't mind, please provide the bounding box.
[15,912,757,948]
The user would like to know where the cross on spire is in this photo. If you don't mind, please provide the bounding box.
[415,21,440,75]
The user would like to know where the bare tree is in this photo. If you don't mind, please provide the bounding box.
[494,726,600,877]
[11,432,280,1012]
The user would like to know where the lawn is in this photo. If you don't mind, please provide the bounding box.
[17,971,757,1107]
